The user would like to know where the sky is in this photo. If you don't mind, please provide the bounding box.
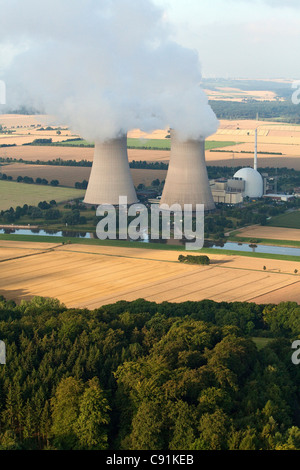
[0,0,220,140]
[153,0,300,78]
[0,0,299,79]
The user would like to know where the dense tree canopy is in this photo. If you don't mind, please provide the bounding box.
[0,296,299,450]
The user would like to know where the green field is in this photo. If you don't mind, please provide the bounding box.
[267,210,300,229]
[128,139,238,151]
[0,180,85,211]
[38,139,239,151]
[251,337,274,350]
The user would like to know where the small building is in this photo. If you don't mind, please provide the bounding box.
[263,194,295,202]
[210,179,244,205]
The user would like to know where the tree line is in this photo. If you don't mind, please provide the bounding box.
[210,100,300,124]
[1,296,300,450]
[0,173,59,187]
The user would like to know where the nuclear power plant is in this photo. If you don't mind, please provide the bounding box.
[159,130,216,212]
[84,134,138,206]
[233,128,264,199]
[210,127,264,203]
[84,126,264,210]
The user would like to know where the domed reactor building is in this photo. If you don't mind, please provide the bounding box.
[233,129,264,199]
[233,168,264,198]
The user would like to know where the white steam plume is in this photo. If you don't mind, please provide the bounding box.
[0,0,219,141]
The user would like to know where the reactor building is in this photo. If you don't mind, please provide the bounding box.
[209,128,265,204]
[233,129,264,199]
[84,134,138,206]
[160,130,216,212]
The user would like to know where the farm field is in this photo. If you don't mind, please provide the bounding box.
[1,115,300,169]
[0,180,85,211]
[204,87,282,102]
[0,240,299,308]
[0,163,168,189]
[235,225,300,242]
[1,141,300,170]
[266,210,300,229]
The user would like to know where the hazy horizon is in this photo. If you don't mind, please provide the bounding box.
[153,0,300,79]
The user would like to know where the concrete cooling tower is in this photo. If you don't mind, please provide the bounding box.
[84,135,138,206]
[160,131,215,212]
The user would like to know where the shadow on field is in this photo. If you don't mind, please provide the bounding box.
[0,288,34,304]
[210,259,232,265]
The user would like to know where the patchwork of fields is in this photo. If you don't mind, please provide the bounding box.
[0,241,299,308]
[1,115,300,170]
[0,164,168,190]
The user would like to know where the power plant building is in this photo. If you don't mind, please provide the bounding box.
[233,167,264,199]
[210,178,244,205]
[232,128,264,199]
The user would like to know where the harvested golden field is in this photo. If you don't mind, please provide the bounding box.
[206,155,300,170]
[0,144,94,161]
[0,133,76,146]
[236,226,300,243]
[0,114,50,128]
[0,145,171,163]
[1,143,299,171]
[1,117,300,169]
[0,163,167,188]
[128,128,169,140]
[0,114,78,146]
[0,163,91,187]
[0,240,299,308]
[205,88,279,102]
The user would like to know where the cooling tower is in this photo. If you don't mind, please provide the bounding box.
[160,131,215,212]
[84,135,138,205]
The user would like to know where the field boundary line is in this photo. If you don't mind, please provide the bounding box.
[56,247,184,265]
[246,279,300,302]
[0,244,64,263]
[56,247,300,276]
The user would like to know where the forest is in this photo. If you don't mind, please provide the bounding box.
[1,296,300,450]
[210,100,300,124]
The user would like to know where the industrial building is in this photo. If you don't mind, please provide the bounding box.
[83,124,269,209]
[232,167,264,199]
[233,129,264,199]
[263,194,295,202]
[210,178,244,205]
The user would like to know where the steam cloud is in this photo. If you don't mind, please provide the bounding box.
[230,0,300,7]
[0,0,219,141]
